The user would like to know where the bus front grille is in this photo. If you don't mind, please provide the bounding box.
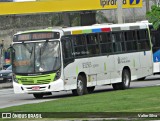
[20,79,51,85]
[16,74,55,85]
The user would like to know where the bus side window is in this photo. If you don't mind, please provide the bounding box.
[86,34,100,55]
[61,37,73,59]
[124,31,137,51]
[151,30,160,47]
[99,33,112,54]
[112,32,125,53]
[72,35,87,57]
[150,31,156,46]
[137,29,150,51]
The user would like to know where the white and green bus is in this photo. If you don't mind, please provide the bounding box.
[11,22,153,98]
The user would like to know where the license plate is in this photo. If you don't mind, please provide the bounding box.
[0,78,3,80]
[32,86,40,90]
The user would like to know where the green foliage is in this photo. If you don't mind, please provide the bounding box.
[51,13,80,27]
[51,13,63,26]
[96,11,108,24]
[70,13,80,26]
[146,5,160,30]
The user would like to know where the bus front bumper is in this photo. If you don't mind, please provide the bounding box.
[13,79,64,94]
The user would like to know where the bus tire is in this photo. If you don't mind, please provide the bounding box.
[72,75,88,96]
[137,77,145,81]
[87,86,95,93]
[112,83,120,90]
[33,93,44,99]
[119,69,131,90]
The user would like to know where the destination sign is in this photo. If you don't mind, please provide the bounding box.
[18,34,31,41]
[14,32,60,42]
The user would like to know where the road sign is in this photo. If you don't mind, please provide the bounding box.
[0,0,143,15]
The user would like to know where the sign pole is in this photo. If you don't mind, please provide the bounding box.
[156,0,160,6]
[117,0,123,23]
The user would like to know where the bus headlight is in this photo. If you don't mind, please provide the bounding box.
[54,69,61,81]
[12,73,18,83]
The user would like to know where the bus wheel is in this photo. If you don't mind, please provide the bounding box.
[72,75,87,96]
[33,93,44,99]
[137,77,145,81]
[87,86,95,93]
[112,69,131,90]
[112,83,120,90]
[119,69,131,89]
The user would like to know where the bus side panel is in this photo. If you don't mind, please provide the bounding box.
[88,55,114,86]
[153,48,160,73]
[139,51,153,77]
[112,52,141,83]
[153,62,160,73]
[63,58,89,90]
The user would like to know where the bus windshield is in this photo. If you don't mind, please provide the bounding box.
[12,41,61,74]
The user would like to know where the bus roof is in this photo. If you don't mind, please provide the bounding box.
[15,22,149,36]
[62,22,148,35]
[15,27,62,35]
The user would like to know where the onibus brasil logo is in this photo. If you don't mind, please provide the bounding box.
[100,0,140,8]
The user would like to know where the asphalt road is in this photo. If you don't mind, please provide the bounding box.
[0,75,160,109]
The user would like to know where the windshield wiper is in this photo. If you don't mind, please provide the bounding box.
[41,40,48,55]
[22,42,33,58]
[22,43,32,54]
[30,47,33,59]
[36,40,48,71]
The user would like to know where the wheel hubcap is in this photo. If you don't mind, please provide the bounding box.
[124,73,129,86]
[77,79,83,93]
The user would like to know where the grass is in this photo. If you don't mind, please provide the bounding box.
[0,86,160,112]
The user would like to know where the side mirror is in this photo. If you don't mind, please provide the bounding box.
[7,45,15,53]
[7,45,13,51]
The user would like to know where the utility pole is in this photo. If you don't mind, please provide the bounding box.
[146,0,150,12]
[156,0,160,6]
[62,13,70,27]
[117,0,123,23]
[0,40,4,70]
[132,8,136,22]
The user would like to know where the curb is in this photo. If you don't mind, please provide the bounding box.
[0,82,13,89]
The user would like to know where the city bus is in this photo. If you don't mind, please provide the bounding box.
[136,20,160,76]
[149,25,160,74]
[11,22,153,98]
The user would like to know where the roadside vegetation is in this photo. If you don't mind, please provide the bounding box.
[146,5,160,29]
[0,86,160,112]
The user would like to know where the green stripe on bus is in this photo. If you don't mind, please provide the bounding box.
[104,63,107,71]
[82,29,92,34]
[76,66,79,75]
[133,59,135,67]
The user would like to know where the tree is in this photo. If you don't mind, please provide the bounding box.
[146,5,160,30]
[96,11,108,24]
